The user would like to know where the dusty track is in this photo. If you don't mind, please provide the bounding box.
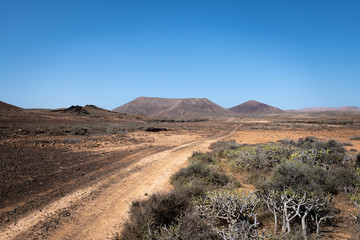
[0,128,236,240]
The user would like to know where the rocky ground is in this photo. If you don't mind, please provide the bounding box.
[1,108,360,239]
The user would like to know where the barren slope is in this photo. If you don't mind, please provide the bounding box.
[114,97,234,120]
[0,101,21,110]
[229,100,283,114]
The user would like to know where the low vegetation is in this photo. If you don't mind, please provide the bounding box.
[117,138,360,239]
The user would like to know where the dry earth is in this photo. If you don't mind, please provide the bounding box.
[233,128,360,152]
[1,110,360,239]
[232,128,360,239]
[0,128,237,240]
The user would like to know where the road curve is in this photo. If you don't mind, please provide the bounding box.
[1,128,237,240]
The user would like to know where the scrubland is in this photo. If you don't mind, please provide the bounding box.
[1,108,360,239]
[120,137,360,239]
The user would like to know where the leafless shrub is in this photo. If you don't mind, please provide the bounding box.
[260,188,333,240]
[195,191,270,239]
[350,187,360,233]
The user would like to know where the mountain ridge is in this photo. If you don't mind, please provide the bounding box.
[113,97,234,119]
[228,100,284,114]
[0,101,21,110]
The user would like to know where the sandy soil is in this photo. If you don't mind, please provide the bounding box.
[1,109,360,239]
[232,128,360,239]
[233,128,360,152]
[0,128,236,240]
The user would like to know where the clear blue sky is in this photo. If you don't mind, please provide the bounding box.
[1,0,359,110]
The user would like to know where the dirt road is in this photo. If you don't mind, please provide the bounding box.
[0,129,236,240]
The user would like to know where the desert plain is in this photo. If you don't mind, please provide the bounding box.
[1,101,360,239]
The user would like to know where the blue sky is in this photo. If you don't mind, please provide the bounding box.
[1,0,359,110]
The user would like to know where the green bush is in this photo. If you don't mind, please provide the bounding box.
[210,140,240,156]
[170,161,229,187]
[189,151,217,164]
[229,144,291,170]
[295,137,346,153]
[326,166,360,193]
[265,160,333,194]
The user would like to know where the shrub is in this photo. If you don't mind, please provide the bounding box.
[323,139,346,154]
[260,188,335,238]
[356,153,360,167]
[120,185,205,240]
[289,148,329,167]
[269,231,303,240]
[210,140,240,156]
[189,151,217,164]
[326,167,360,193]
[73,128,88,136]
[279,139,296,146]
[170,161,229,187]
[295,136,318,149]
[265,160,333,194]
[158,211,220,240]
[229,144,292,170]
[296,137,346,154]
[290,138,350,166]
[194,191,268,239]
[350,136,360,140]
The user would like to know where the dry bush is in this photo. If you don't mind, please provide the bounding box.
[194,191,270,239]
[350,187,360,233]
[157,211,221,240]
[260,188,335,239]
[119,185,206,240]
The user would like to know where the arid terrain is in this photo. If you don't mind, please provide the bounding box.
[1,103,360,239]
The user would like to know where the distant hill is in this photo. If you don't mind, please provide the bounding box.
[113,97,233,120]
[228,100,283,114]
[52,104,151,121]
[0,101,21,110]
[293,106,360,112]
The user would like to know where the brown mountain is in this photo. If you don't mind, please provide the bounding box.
[0,101,21,110]
[113,97,233,120]
[228,100,284,114]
